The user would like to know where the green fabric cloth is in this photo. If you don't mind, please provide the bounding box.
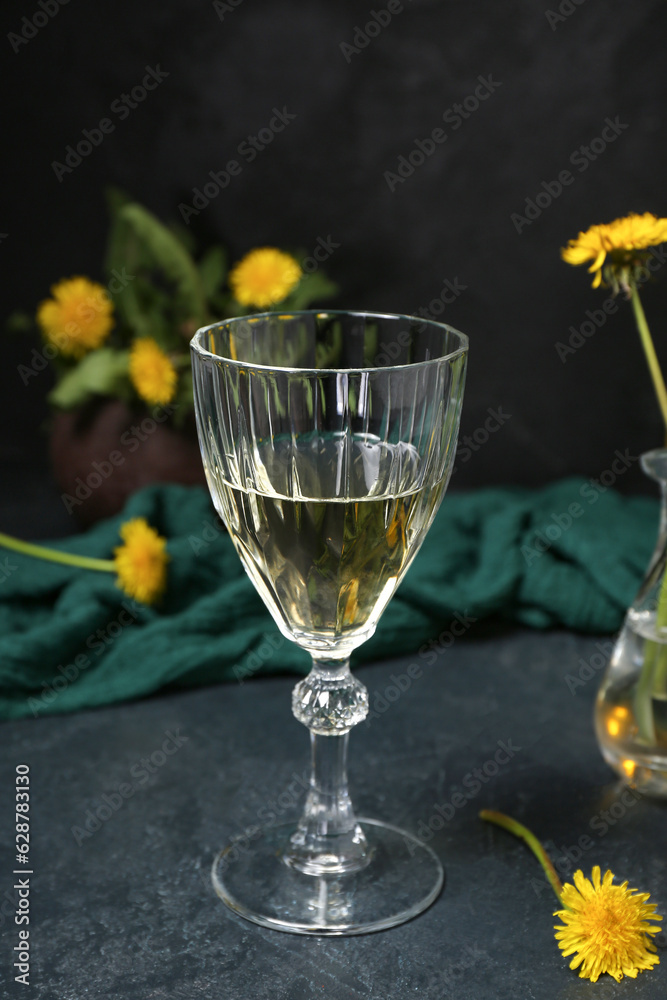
[0,480,657,720]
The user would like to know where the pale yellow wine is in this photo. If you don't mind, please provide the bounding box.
[208,435,446,653]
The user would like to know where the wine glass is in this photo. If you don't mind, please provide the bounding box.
[191,310,468,935]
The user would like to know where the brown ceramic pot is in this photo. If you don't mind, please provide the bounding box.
[50,397,207,527]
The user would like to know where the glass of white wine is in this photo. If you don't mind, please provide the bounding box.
[191,310,468,934]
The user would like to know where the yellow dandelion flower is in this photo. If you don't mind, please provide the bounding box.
[554,866,662,983]
[129,338,177,406]
[229,247,302,307]
[561,212,667,289]
[113,517,169,605]
[36,276,114,358]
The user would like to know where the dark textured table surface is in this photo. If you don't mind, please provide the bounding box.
[1,630,666,999]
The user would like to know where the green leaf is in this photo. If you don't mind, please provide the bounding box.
[48,348,130,410]
[119,203,208,324]
[198,245,228,299]
[105,219,149,332]
[112,277,154,341]
[168,222,197,256]
[284,272,339,311]
[104,187,139,286]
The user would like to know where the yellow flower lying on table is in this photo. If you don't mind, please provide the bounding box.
[0,517,169,606]
[36,276,114,358]
[229,247,302,308]
[554,866,661,983]
[129,338,178,406]
[480,810,662,983]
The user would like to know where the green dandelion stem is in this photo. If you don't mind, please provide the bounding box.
[630,285,667,445]
[480,809,564,903]
[635,641,658,744]
[628,287,667,734]
[0,533,115,573]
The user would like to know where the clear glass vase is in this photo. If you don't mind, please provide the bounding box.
[595,448,667,796]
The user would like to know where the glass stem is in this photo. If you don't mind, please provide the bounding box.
[286,655,370,875]
[307,732,354,836]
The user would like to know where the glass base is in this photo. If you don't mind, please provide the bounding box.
[211,818,444,935]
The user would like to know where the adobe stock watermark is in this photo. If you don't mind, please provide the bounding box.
[339,0,412,63]
[178,107,297,224]
[61,403,178,514]
[564,640,613,695]
[212,0,243,20]
[233,632,284,684]
[521,448,638,565]
[452,406,511,474]
[372,278,467,366]
[384,75,502,192]
[17,269,134,386]
[51,67,169,182]
[511,116,628,234]
[410,738,522,846]
[70,729,189,846]
[545,0,587,31]
[410,276,467,325]
[417,611,479,664]
[555,246,667,363]
[187,515,286,682]
[529,833,596,897]
[529,786,645,897]
[364,661,424,724]
[8,0,71,54]
[216,767,311,874]
[364,611,477,725]
[301,235,340,274]
[28,600,144,716]
[188,514,226,555]
[0,874,42,934]
[0,556,18,586]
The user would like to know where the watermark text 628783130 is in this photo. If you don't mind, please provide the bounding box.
[12,764,32,986]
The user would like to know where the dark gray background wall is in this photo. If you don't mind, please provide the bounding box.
[2,0,667,508]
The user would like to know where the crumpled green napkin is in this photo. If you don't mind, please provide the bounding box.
[0,480,657,720]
